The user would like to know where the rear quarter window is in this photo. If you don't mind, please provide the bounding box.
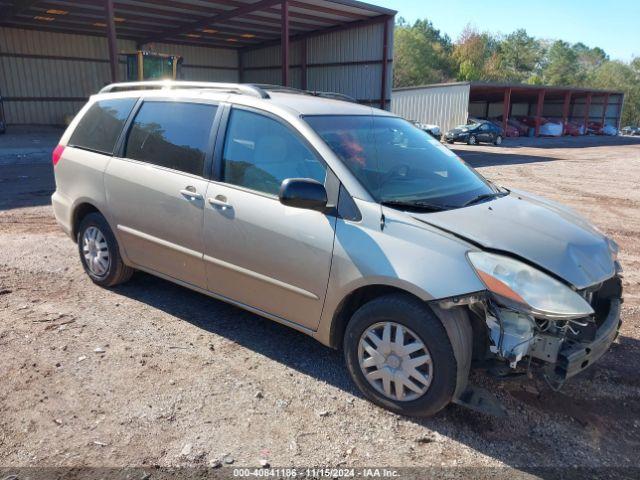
[68,98,137,154]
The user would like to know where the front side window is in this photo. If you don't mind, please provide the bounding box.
[305,115,497,209]
[69,98,136,154]
[222,109,326,196]
[125,101,217,176]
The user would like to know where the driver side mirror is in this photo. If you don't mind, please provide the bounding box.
[279,178,328,212]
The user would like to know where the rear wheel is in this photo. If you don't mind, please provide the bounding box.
[77,213,133,287]
[467,135,477,145]
[343,293,457,417]
[494,135,503,146]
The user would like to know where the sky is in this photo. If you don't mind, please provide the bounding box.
[378,0,639,62]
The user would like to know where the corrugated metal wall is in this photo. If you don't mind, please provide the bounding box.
[1,19,393,125]
[241,20,393,108]
[0,27,238,125]
[392,84,471,133]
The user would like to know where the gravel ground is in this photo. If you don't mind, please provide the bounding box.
[1,129,639,474]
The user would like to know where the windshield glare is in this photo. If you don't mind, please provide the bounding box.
[304,115,495,208]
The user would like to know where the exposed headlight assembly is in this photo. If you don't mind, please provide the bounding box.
[467,251,594,320]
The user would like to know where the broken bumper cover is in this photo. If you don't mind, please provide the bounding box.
[552,298,622,381]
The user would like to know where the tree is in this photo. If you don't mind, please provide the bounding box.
[497,29,544,82]
[587,60,640,126]
[573,42,608,77]
[452,25,499,81]
[544,40,581,85]
[393,18,455,87]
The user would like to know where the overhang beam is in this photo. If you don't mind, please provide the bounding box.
[0,0,40,21]
[139,0,282,45]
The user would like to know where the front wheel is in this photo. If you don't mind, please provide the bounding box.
[343,293,458,417]
[77,212,134,287]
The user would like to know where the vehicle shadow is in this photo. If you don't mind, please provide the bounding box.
[453,149,560,168]
[503,135,640,148]
[499,135,640,149]
[0,162,55,210]
[112,271,640,471]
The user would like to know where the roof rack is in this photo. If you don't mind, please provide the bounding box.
[249,84,358,103]
[99,81,270,99]
[309,91,358,103]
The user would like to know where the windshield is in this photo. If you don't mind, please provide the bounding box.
[457,124,475,129]
[304,115,497,208]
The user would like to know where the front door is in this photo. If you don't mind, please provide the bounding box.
[203,106,336,330]
[105,99,219,288]
[478,123,492,143]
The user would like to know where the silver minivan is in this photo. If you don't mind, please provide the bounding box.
[52,82,623,417]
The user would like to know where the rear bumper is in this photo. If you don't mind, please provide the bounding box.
[553,298,622,381]
[51,190,73,239]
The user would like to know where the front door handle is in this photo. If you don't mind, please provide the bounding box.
[180,188,203,201]
[208,195,232,210]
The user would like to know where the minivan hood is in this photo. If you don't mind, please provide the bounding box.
[411,191,615,289]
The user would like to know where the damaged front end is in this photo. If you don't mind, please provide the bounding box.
[440,251,623,392]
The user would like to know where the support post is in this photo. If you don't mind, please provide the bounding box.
[584,92,592,134]
[300,37,307,91]
[534,89,545,137]
[562,91,572,131]
[105,0,118,83]
[502,88,511,135]
[380,16,390,110]
[600,93,610,126]
[281,0,289,87]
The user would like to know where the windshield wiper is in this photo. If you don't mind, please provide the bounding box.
[381,199,451,212]
[462,190,509,207]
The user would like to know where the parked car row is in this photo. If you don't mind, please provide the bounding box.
[621,126,640,136]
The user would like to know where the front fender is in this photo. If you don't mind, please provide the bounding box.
[315,200,485,346]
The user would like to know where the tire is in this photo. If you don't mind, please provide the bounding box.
[467,135,477,145]
[77,212,133,287]
[343,293,458,417]
[494,135,503,146]
[446,140,454,144]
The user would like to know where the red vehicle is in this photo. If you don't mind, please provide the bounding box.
[563,122,581,136]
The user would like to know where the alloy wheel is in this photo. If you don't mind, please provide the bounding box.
[82,226,110,277]
[358,322,433,402]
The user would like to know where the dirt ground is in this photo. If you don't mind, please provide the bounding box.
[1,128,639,475]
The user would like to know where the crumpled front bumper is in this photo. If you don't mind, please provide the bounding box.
[551,297,622,381]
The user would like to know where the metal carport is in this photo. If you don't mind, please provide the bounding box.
[0,0,396,125]
[392,82,625,137]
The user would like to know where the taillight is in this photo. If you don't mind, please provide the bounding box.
[52,144,65,167]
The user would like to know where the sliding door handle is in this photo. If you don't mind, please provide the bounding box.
[180,188,203,201]
[208,196,232,210]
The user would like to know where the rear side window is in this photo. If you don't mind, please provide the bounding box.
[124,101,217,176]
[69,98,136,154]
